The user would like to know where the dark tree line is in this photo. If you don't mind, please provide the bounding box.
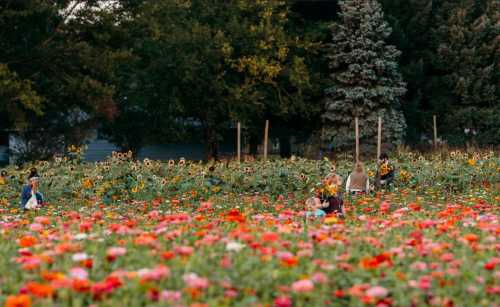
[1,0,497,162]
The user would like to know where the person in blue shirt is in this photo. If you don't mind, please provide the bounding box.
[20,168,44,211]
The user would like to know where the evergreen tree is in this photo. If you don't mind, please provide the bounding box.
[322,0,407,150]
[434,0,499,145]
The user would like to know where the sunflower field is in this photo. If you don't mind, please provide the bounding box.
[0,150,498,307]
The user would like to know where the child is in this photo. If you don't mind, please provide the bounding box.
[305,197,326,217]
[346,162,369,195]
[20,168,44,211]
[310,169,344,218]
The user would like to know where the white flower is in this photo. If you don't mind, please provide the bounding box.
[226,241,245,252]
[72,253,89,262]
[74,233,88,240]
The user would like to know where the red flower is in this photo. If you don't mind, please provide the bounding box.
[261,232,279,242]
[274,296,292,307]
[23,282,54,298]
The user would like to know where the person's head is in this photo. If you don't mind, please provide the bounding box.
[28,168,39,188]
[354,162,364,173]
[306,197,315,209]
[379,153,389,163]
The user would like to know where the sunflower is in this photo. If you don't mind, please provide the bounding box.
[168,160,175,167]
[179,158,186,166]
[379,163,392,176]
[82,178,93,189]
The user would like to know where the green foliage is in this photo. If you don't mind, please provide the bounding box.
[381,0,499,145]
[433,0,499,145]
[323,0,407,149]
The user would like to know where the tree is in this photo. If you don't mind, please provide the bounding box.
[0,1,120,161]
[433,0,499,145]
[322,0,407,151]
[100,0,320,160]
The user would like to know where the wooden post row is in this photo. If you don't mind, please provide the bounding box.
[355,117,359,162]
[263,120,269,161]
[433,115,437,149]
[237,122,241,163]
[377,116,382,161]
[376,116,382,189]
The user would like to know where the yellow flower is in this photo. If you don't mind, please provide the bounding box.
[324,216,338,224]
[82,178,93,189]
[0,177,5,185]
[380,163,391,176]
[467,159,476,166]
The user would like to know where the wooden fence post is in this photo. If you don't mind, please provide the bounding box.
[376,116,382,189]
[433,115,437,149]
[237,122,241,163]
[355,117,359,162]
[263,120,269,161]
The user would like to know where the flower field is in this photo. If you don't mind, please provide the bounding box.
[0,150,499,306]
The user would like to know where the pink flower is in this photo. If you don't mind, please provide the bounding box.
[291,279,314,293]
[160,290,181,302]
[174,245,194,257]
[366,286,388,298]
[276,251,294,261]
[224,289,238,298]
[29,223,43,232]
[312,272,328,284]
[410,261,428,271]
[297,249,313,258]
[409,276,432,290]
[106,247,127,261]
[440,253,454,262]
[274,296,292,307]
[183,273,209,289]
[70,267,88,280]
[138,265,170,281]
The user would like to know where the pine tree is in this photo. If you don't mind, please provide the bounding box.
[322,0,407,150]
[434,0,499,145]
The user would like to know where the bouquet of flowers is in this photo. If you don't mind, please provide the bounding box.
[379,162,393,176]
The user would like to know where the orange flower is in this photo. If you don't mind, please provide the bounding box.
[281,256,299,267]
[360,253,392,270]
[72,279,91,293]
[463,233,479,243]
[261,232,279,242]
[41,271,65,282]
[5,294,31,307]
[19,236,37,248]
[25,282,54,298]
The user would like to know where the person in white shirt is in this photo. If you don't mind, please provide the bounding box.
[346,162,370,195]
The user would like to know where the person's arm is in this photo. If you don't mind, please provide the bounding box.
[345,175,351,191]
[20,186,30,208]
[388,164,395,181]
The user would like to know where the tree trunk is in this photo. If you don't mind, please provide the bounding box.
[204,126,219,161]
[279,136,291,158]
[249,132,259,156]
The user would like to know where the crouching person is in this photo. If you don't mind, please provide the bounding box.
[20,169,44,211]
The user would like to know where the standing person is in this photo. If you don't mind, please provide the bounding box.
[346,162,369,195]
[20,168,44,211]
[377,153,395,187]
